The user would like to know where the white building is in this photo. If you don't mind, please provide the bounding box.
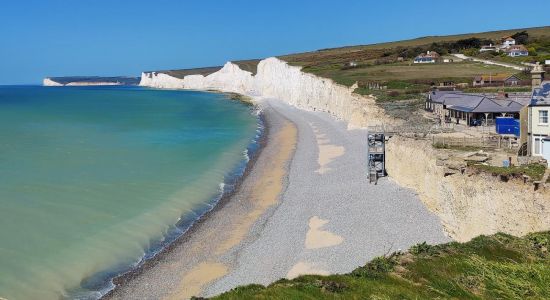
[414,51,440,63]
[502,36,516,47]
[480,44,497,52]
[521,78,550,166]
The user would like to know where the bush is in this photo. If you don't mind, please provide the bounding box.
[462,48,479,57]
[351,255,399,279]
[410,242,438,255]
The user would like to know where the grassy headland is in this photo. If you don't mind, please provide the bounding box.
[276,26,550,121]
[210,232,550,300]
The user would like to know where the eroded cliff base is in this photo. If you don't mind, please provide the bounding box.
[386,136,550,242]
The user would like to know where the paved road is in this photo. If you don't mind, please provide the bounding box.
[453,54,524,71]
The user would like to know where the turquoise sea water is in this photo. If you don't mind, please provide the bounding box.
[0,86,259,299]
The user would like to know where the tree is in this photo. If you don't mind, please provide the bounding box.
[511,31,529,45]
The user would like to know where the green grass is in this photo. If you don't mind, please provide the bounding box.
[280,26,550,61]
[296,61,513,88]
[462,86,533,93]
[210,232,550,300]
[469,163,547,181]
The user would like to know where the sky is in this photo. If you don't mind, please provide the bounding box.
[0,0,549,84]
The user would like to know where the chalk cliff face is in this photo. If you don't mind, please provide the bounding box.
[139,72,185,89]
[386,136,550,242]
[43,78,64,86]
[140,57,550,241]
[139,57,391,128]
[43,77,139,86]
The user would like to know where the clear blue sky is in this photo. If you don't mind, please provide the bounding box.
[1,0,548,84]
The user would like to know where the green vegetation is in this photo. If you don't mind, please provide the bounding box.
[462,86,532,93]
[469,163,547,181]
[276,27,550,121]
[211,232,550,300]
[285,58,512,89]
[467,30,550,65]
[223,92,254,106]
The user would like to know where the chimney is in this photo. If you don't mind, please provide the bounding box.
[531,62,545,89]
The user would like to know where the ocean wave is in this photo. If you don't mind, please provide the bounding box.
[81,112,266,300]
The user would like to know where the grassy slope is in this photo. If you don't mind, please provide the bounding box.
[158,26,550,87]
[210,232,550,300]
[280,26,550,67]
[278,26,550,92]
[274,26,550,122]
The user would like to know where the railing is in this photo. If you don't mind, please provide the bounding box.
[432,135,517,149]
[367,124,454,136]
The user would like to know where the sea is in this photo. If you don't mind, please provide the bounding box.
[0,86,261,299]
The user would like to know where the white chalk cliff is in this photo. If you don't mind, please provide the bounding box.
[43,78,64,86]
[43,78,125,87]
[140,57,390,128]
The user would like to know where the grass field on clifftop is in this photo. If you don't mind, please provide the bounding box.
[209,232,550,300]
[276,26,550,122]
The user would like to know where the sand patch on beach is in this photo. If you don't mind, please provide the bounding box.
[305,216,344,249]
[163,118,298,299]
[167,262,228,300]
[312,124,344,174]
[286,262,330,279]
[216,121,297,254]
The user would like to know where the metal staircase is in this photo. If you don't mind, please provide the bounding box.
[367,132,386,184]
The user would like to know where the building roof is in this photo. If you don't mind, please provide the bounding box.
[505,44,528,52]
[429,91,530,113]
[415,51,440,59]
[474,74,517,82]
[503,36,515,41]
[531,81,550,106]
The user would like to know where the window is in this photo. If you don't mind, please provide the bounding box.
[540,110,549,125]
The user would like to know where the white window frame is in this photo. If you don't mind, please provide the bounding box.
[539,110,549,125]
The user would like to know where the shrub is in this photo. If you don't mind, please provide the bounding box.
[410,242,439,255]
[387,90,400,97]
[351,254,399,279]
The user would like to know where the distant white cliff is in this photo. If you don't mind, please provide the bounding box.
[43,78,64,86]
[43,77,140,87]
[139,57,390,128]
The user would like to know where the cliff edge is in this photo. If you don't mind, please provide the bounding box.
[140,57,392,128]
[43,76,140,87]
[140,56,550,242]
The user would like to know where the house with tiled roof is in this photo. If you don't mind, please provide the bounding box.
[505,45,529,57]
[413,51,440,64]
[473,74,522,87]
[519,65,549,165]
[502,36,516,47]
[426,90,530,126]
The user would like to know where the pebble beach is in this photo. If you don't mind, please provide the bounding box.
[105,97,450,299]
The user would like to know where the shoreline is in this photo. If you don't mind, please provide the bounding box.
[87,93,266,299]
[103,97,298,299]
[104,96,450,300]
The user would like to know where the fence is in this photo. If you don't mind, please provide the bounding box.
[432,135,517,149]
[367,124,454,136]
